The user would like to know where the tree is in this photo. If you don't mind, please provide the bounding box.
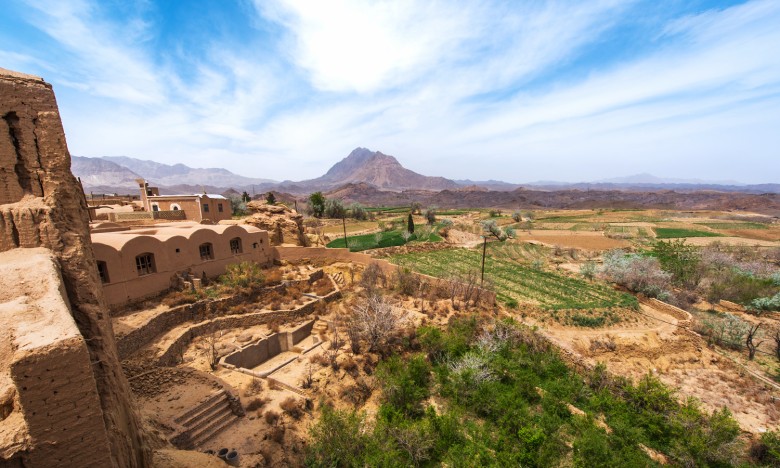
[407,212,415,234]
[325,198,346,218]
[424,208,436,225]
[410,201,422,215]
[309,192,326,217]
[652,239,702,288]
[348,294,407,354]
[512,211,522,222]
[481,219,514,241]
[265,192,276,205]
[242,191,251,202]
[746,323,764,360]
[350,202,368,220]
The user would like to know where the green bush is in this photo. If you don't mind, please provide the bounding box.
[219,261,264,289]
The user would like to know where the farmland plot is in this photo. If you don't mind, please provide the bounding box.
[391,246,637,310]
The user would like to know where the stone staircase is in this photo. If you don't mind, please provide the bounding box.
[312,319,329,336]
[331,272,345,287]
[171,390,241,449]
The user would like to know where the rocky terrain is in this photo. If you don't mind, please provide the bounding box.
[317,183,780,217]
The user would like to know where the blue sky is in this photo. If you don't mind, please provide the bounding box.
[1,0,778,183]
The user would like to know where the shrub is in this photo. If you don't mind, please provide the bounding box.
[570,314,605,328]
[601,250,671,299]
[348,293,407,354]
[392,267,421,296]
[245,397,269,412]
[245,378,264,396]
[325,199,346,219]
[220,261,264,289]
[162,290,199,307]
[280,396,304,419]
[264,409,280,425]
[376,355,431,418]
[425,208,437,225]
[361,262,387,292]
[350,202,368,220]
[749,291,780,313]
[306,404,368,466]
[580,261,597,281]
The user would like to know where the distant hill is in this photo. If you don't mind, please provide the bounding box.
[284,147,461,192]
[72,155,277,195]
[71,151,780,199]
[71,156,142,193]
[102,156,277,190]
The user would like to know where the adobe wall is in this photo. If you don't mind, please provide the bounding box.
[94,226,273,307]
[0,249,114,467]
[0,68,149,466]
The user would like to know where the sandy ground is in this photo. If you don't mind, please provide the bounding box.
[514,230,630,251]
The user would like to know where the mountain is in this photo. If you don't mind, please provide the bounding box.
[102,156,277,189]
[596,173,743,186]
[291,147,461,192]
[71,156,143,193]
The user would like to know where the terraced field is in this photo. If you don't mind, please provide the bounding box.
[391,245,637,310]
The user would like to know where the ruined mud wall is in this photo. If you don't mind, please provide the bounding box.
[0,69,149,466]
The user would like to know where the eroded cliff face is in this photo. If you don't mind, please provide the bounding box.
[0,68,150,466]
[244,201,308,246]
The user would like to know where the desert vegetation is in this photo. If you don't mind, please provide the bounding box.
[307,317,757,467]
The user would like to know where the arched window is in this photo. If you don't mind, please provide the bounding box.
[135,253,155,276]
[199,242,214,260]
[170,203,181,211]
[96,261,110,283]
[229,237,242,254]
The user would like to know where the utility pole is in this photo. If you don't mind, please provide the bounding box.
[480,236,487,286]
[342,217,349,250]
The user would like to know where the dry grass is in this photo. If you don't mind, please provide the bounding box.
[245,396,270,412]
[264,409,280,425]
[280,396,304,419]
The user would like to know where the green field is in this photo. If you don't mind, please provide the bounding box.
[327,231,442,252]
[695,222,769,230]
[390,246,637,310]
[654,227,724,239]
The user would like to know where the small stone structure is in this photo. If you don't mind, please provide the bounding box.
[220,321,317,376]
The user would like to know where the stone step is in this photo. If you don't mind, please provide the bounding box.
[174,390,226,426]
[181,399,231,430]
[189,407,237,445]
[193,413,240,447]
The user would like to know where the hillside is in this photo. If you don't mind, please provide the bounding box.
[102,156,277,190]
[288,147,461,192]
[71,156,142,193]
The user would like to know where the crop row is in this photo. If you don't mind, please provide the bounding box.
[391,248,636,310]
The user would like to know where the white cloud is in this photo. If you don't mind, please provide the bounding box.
[2,0,778,184]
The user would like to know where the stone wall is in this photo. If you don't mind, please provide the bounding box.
[222,320,315,370]
[116,271,328,359]
[0,68,149,467]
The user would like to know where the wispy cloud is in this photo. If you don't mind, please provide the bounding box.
[1,0,777,183]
